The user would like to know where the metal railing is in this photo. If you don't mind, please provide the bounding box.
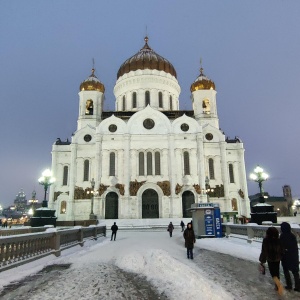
[0,226,106,272]
[223,224,300,244]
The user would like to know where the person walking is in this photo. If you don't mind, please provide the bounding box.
[259,227,284,296]
[111,222,118,241]
[180,220,185,232]
[167,222,174,237]
[280,222,300,292]
[183,223,196,259]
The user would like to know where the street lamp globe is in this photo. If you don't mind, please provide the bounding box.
[38,169,55,208]
[249,165,269,196]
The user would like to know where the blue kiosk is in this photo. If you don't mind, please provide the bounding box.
[188,203,222,238]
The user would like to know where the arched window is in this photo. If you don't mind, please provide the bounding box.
[60,201,67,214]
[85,99,93,115]
[145,91,150,106]
[132,92,137,108]
[109,152,116,176]
[122,96,126,111]
[83,160,89,181]
[209,158,215,179]
[155,152,161,175]
[63,166,68,186]
[158,92,163,108]
[183,151,190,175]
[229,164,234,183]
[147,152,153,175]
[139,152,144,176]
[231,198,238,211]
[169,96,173,110]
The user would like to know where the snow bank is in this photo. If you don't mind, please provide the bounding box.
[115,248,232,300]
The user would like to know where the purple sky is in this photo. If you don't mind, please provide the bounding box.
[1,1,300,208]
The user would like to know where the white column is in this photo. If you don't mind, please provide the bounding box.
[220,142,229,210]
[168,134,176,216]
[67,143,77,220]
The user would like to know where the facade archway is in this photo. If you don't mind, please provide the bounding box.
[142,189,159,218]
[105,192,118,219]
[182,191,195,218]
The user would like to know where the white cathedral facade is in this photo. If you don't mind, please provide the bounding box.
[49,37,250,221]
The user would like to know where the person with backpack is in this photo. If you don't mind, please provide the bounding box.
[259,227,284,295]
[280,222,300,292]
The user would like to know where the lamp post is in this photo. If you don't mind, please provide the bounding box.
[202,176,214,203]
[38,169,55,208]
[87,178,97,220]
[249,165,269,198]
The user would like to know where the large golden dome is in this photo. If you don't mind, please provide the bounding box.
[80,69,105,93]
[117,37,177,79]
[190,67,215,92]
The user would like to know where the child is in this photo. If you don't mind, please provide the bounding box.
[259,227,284,296]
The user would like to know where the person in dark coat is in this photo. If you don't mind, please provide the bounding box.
[280,222,300,292]
[259,226,284,295]
[183,223,196,259]
[180,220,185,232]
[111,222,118,241]
[167,222,174,237]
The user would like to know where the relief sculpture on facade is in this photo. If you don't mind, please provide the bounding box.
[238,189,245,199]
[207,184,225,198]
[98,184,109,196]
[157,181,171,196]
[193,184,201,194]
[54,191,62,201]
[129,180,146,196]
[115,183,125,196]
[74,186,93,200]
[175,183,183,195]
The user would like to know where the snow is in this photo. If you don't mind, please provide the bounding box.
[0,224,299,299]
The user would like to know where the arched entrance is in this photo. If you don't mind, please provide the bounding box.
[142,189,159,218]
[105,192,118,219]
[182,191,195,218]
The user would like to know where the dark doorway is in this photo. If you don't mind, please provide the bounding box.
[142,189,159,218]
[105,192,118,219]
[182,191,195,218]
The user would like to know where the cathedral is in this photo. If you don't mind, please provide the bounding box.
[49,37,250,221]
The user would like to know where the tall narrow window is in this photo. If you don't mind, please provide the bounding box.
[145,91,150,106]
[139,152,144,176]
[60,201,67,214]
[63,166,68,186]
[85,100,93,115]
[183,151,190,175]
[147,152,153,175]
[155,152,161,175]
[231,198,238,211]
[158,92,163,108]
[122,96,126,111]
[209,158,215,179]
[109,152,116,176]
[169,96,173,110]
[229,164,234,183]
[83,160,89,181]
[132,92,137,108]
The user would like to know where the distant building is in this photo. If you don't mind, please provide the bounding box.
[14,189,27,213]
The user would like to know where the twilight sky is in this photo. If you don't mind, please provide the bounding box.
[0,1,300,208]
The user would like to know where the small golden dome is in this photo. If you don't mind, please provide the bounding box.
[117,36,177,79]
[80,69,105,93]
[190,67,215,92]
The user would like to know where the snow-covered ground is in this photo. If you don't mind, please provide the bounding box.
[0,227,299,299]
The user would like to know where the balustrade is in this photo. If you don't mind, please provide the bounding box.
[0,226,106,271]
